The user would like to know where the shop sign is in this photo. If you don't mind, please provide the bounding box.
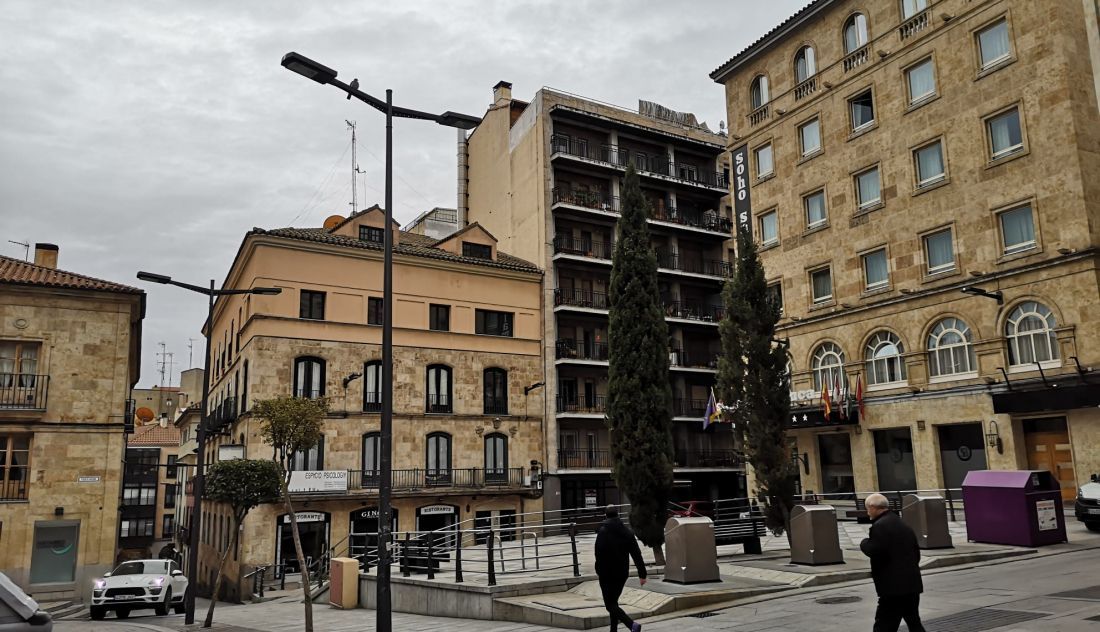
[78,476,101,483]
[584,489,597,508]
[287,470,348,493]
[419,505,455,515]
[355,508,380,520]
[282,512,325,524]
[1036,500,1057,531]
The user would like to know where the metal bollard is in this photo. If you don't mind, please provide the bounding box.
[487,527,497,586]
[945,488,956,522]
[402,532,411,578]
[426,531,436,580]
[454,532,464,583]
[569,522,580,577]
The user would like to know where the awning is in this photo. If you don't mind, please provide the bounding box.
[784,408,860,430]
[992,382,1100,414]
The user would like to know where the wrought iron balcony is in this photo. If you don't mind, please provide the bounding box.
[0,374,48,410]
[655,252,732,277]
[363,392,382,413]
[668,348,719,370]
[343,467,526,492]
[426,394,452,414]
[663,301,724,323]
[557,449,611,469]
[672,396,709,418]
[554,288,610,311]
[556,338,609,362]
[483,399,509,415]
[553,235,614,260]
[674,449,744,468]
[552,187,618,213]
[207,396,238,432]
[555,395,607,414]
[649,207,733,234]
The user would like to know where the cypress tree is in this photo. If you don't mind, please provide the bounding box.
[607,165,674,558]
[717,228,795,535]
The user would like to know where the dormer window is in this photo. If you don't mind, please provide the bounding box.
[462,242,492,260]
[359,226,384,244]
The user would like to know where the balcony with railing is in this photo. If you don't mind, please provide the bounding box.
[426,394,452,414]
[673,449,744,469]
[656,252,732,279]
[550,135,727,192]
[552,187,619,214]
[0,374,48,411]
[843,46,869,72]
[553,235,614,261]
[554,288,610,311]
[483,399,509,415]
[649,206,733,236]
[555,339,609,362]
[669,348,719,371]
[673,396,708,419]
[556,395,607,415]
[663,301,724,323]
[557,449,611,469]
[207,396,238,433]
[341,467,526,493]
[363,392,382,413]
[899,8,930,40]
[793,77,817,101]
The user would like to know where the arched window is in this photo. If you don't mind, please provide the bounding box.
[484,433,508,484]
[483,368,508,415]
[843,13,869,53]
[865,331,907,385]
[426,432,452,485]
[795,46,817,83]
[363,361,382,412]
[293,356,325,399]
[750,75,770,110]
[426,365,453,413]
[1006,301,1059,365]
[361,432,380,485]
[812,342,846,391]
[927,318,976,377]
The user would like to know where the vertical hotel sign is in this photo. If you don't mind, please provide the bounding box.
[731,145,751,234]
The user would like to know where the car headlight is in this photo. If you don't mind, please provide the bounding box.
[94,579,106,590]
[146,576,166,587]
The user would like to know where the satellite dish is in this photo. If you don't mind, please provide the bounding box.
[136,407,155,423]
[323,215,345,230]
[719,121,727,132]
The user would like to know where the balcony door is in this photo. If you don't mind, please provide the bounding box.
[484,433,508,484]
[426,432,452,485]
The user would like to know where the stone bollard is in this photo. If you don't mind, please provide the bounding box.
[329,557,359,609]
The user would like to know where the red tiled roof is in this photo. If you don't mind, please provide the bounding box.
[128,422,181,446]
[0,255,143,294]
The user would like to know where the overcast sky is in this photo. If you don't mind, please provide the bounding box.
[0,0,805,388]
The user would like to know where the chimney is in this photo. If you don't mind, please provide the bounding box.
[457,128,469,228]
[33,243,58,269]
[493,80,512,106]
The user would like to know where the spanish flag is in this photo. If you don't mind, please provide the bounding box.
[703,388,722,429]
[821,380,831,418]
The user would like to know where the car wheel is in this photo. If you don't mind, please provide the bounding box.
[90,606,106,620]
[155,588,171,616]
[1086,522,1100,533]
[116,607,131,619]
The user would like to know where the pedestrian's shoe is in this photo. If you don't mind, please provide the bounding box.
[631,623,642,632]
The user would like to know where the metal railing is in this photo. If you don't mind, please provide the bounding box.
[340,467,526,492]
[0,374,48,409]
[668,348,719,369]
[555,395,607,414]
[672,396,708,418]
[664,300,724,322]
[363,392,382,413]
[553,235,614,259]
[483,399,509,415]
[292,388,323,399]
[554,288,609,310]
[208,396,238,432]
[551,187,619,212]
[555,338,609,361]
[650,207,733,234]
[655,252,732,277]
[549,135,727,189]
[426,394,451,414]
[674,449,743,468]
[557,448,612,469]
[0,477,28,501]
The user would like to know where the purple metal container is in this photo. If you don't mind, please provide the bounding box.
[962,470,1067,547]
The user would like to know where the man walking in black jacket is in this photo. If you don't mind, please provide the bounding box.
[594,505,647,632]
[860,493,926,632]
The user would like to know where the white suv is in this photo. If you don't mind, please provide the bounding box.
[90,559,188,620]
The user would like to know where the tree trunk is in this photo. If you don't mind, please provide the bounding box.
[280,480,313,632]
[651,544,665,566]
[203,520,238,628]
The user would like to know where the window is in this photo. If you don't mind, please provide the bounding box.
[164,484,176,509]
[754,143,773,178]
[484,434,508,484]
[363,361,382,412]
[367,297,384,326]
[1006,301,1060,366]
[998,205,1036,254]
[429,304,450,331]
[293,356,325,398]
[804,190,827,228]
[483,368,508,415]
[359,225,384,244]
[166,455,177,479]
[426,432,452,481]
[906,58,936,104]
[766,282,783,315]
[162,515,175,537]
[977,19,1011,69]
[843,13,869,53]
[0,341,39,388]
[849,90,874,131]
[120,518,155,538]
[902,0,928,19]
[299,290,325,320]
[242,360,249,412]
[923,229,955,274]
[794,46,816,82]
[462,242,492,260]
[475,310,513,337]
[759,210,779,245]
[750,75,769,109]
[810,267,833,304]
[799,118,821,157]
[812,342,846,391]
[865,331,907,385]
[928,318,977,377]
[426,364,453,413]
[855,166,881,209]
[0,435,29,500]
[862,249,889,290]
[361,432,380,479]
[914,140,945,187]
[122,484,157,506]
[987,108,1023,159]
[289,436,324,471]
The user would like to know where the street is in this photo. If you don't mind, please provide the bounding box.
[56,546,1100,631]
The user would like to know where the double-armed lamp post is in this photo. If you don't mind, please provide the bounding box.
[135,272,281,624]
[279,51,480,632]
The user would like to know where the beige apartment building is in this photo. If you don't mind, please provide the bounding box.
[711,0,1100,500]
[464,83,744,513]
[0,245,144,600]
[187,206,544,599]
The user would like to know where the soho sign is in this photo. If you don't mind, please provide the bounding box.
[731,145,752,234]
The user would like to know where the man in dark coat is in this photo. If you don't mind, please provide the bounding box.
[860,493,926,632]
[594,505,647,632]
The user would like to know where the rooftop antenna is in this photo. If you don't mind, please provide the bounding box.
[346,120,358,213]
[157,342,168,386]
[165,353,176,388]
[188,338,196,369]
[7,240,29,261]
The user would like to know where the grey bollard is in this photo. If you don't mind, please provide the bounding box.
[789,504,844,565]
[902,494,953,549]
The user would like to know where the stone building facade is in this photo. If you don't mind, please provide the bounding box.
[0,244,144,600]
[711,0,1100,500]
[185,208,544,600]
[464,82,744,513]
[118,420,181,562]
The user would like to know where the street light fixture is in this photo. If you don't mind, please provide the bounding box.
[280,51,480,632]
[135,271,281,625]
[960,286,1004,304]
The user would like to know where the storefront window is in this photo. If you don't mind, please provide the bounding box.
[937,423,987,490]
[817,434,854,497]
[30,522,79,584]
[873,427,917,492]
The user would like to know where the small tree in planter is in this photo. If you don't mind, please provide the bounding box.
[202,458,281,627]
[252,396,328,632]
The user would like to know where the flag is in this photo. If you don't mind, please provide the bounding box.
[703,388,721,430]
[821,379,831,418]
[834,372,845,420]
[844,378,853,420]
[856,374,865,418]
